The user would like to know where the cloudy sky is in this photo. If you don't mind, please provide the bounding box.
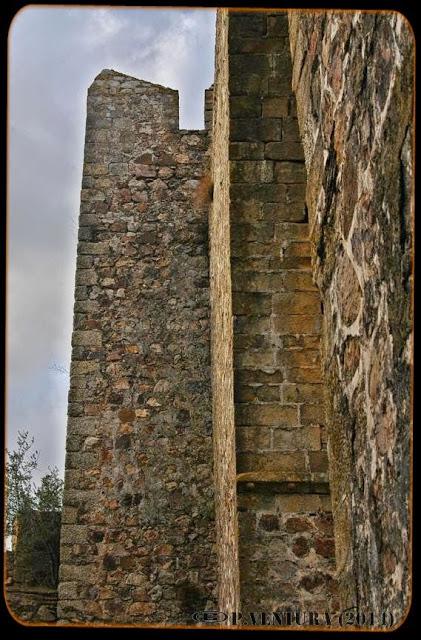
[7,7,216,484]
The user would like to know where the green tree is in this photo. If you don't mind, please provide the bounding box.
[5,431,64,588]
[5,430,38,537]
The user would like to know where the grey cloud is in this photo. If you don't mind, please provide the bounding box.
[7,7,216,480]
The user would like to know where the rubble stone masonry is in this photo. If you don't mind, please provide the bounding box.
[41,8,413,630]
[289,11,414,624]
[57,70,217,624]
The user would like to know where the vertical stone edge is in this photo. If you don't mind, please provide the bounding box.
[288,9,359,612]
[288,10,414,623]
[209,9,241,619]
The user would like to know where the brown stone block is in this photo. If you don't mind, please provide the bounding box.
[230,160,274,183]
[79,242,108,255]
[283,271,317,291]
[256,385,280,402]
[229,14,268,38]
[265,141,305,161]
[233,315,271,334]
[278,348,320,369]
[231,182,287,203]
[233,221,275,244]
[260,119,284,142]
[292,536,310,558]
[275,222,309,241]
[129,602,157,615]
[231,240,278,259]
[267,13,289,36]
[272,425,321,451]
[234,368,284,385]
[231,38,287,54]
[276,493,326,514]
[282,117,301,141]
[281,257,312,271]
[230,142,265,160]
[262,97,289,118]
[237,451,306,474]
[271,53,293,78]
[263,202,307,223]
[273,314,321,335]
[285,515,314,533]
[282,382,325,404]
[314,537,336,559]
[234,333,270,351]
[236,403,298,426]
[308,451,329,473]
[274,161,306,184]
[287,367,323,384]
[273,291,320,316]
[234,349,275,369]
[230,96,262,118]
[229,73,269,96]
[283,241,313,258]
[259,513,280,531]
[230,198,264,222]
[232,271,284,293]
[72,330,102,347]
[267,75,293,97]
[301,404,326,425]
[234,384,258,403]
[232,292,272,315]
[236,426,272,452]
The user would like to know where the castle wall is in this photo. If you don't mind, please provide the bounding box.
[58,70,217,624]
[209,10,240,617]
[289,11,413,624]
[226,11,338,615]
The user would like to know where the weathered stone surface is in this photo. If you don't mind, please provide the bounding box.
[209,10,240,618]
[57,8,412,630]
[5,587,57,623]
[59,69,216,625]
[289,9,413,625]
[227,9,336,620]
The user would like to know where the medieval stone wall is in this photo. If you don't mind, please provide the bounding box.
[289,10,414,625]
[209,10,240,617]
[226,10,337,616]
[58,70,217,624]
[50,9,413,629]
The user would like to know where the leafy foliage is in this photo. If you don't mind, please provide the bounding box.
[5,431,64,587]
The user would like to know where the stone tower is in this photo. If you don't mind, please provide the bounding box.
[55,9,413,630]
[58,71,217,623]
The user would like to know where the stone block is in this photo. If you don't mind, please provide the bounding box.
[230,160,273,183]
[229,14,268,38]
[274,161,306,183]
[234,349,275,369]
[262,97,289,118]
[232,292,272,315]
[235,368,284,385]
[267,14,289,36]
[263,202,307,222]
[72,330,102,347]
[273,291,321,316]
[236,403,298,426]
[265,141,305,161]
[272,425,321,451]
[282,382,325,404]
[308,451,329,473]
[237,426,272,452]
[229,54,271,78]
[301,404,326,425]
[230,96,262,118]
[273,315,321,335]
[230,142,265,160]
[237,451,306,473]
